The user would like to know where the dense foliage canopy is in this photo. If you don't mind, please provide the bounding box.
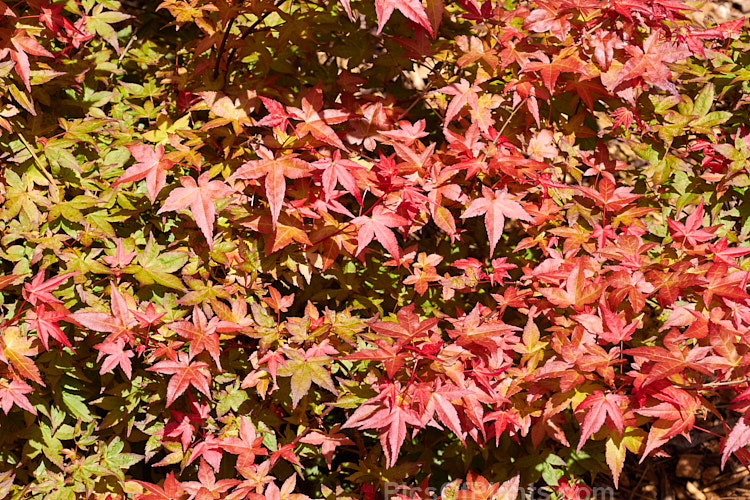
[1,0,750,498]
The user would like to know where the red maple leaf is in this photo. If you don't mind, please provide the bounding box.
[22,270,76,306]
[370,305,439,346]
[648,264,705,307]
[112,144,174,204]
[460,187,532,256]
[26,304,71,351]
[312,150,364,202]
[446,304,521,352]
[667,200,717,247]
[134,472,184,500]
[256,96,292,129]
[187,434,224,471]
[456,35,499,69]
[524,7,572,40]
[554,478,592,500]
[214,298,254,334]
[345,339,410,378]
[102,238,138,268]
[586,28,624,70]
[66,17,94,49]
[132,302,166,329]
[169,305,222,370]
[147,352,212,406]
[485,409,523,445]
[415,380,467,442]
[269,443,303,468]
[257,349,286,385]
[605,31,691,93]
[342,383,422,468]
[373,0,433,36]
[345,400,421,468]
[157,171,234,249]
[380,119,429,145]
[577,174,641,212]
[599,305,639,343]
[162,410,198,450]
[263,475,307,500]
[521,48,586,94]
[627,344,714,390]
[608,270,655,313]
[262,286,294,314]
[636,386,701,461]
[723,414,750,469]
[538,260,604,310]
[229,146,311,227]
[439,78,482,126]
[38,4,75,38]
[575,391,627,451]
[0,28,53,92]
[351,205,410,259]
[181,459,239,499]
[709,237,750,268]
[700,263,750,306]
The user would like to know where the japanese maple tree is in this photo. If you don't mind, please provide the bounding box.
[0,0,749,497]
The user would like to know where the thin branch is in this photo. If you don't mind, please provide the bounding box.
[679,378,750,390]
[213,16,237,79]
[222,0,287,86]
[478,96,528,166]
[118,35,136,65]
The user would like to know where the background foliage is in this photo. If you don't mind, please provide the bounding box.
[1,0,750,498]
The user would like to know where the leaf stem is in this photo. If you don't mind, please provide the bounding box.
[477,96,528,167]
[17,132,57,186]
[0,300,30,330]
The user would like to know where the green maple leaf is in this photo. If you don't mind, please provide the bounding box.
[277,349,338,408]
[122,234,188,291]
[101,437,142,480]
[84,3,132,54]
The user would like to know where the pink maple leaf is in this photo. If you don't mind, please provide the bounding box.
[351,205,410,259]
[229,146,311,227]
[112,144,174,203]
[94,338,135,379]
[460,187,532,255]
[439,78,481,126]
[0,378,36,415]
[157,172,234,249]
